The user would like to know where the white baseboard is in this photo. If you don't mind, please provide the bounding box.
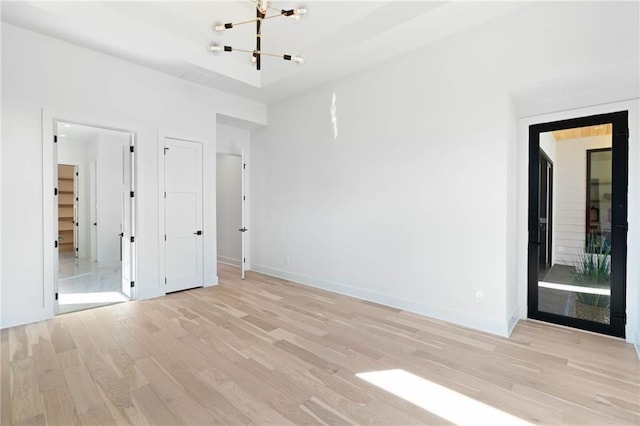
[251,264,510,337]
[204,275,219,287]
[1,308,50,330]
[507,305,520,336]
[217,256,241,267]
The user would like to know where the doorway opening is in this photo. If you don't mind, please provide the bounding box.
[215,152,247,280]
[528,111,628,337]
[216,153,243,268]
[55,121,135,314]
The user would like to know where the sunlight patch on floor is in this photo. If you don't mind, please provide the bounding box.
[59,291,128,305]
[357,369,531,426]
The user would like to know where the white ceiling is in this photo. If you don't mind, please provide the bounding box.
[2,1,530,104]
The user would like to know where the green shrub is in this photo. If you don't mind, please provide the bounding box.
[572,234,610,308]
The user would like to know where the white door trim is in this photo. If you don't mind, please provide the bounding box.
[42,108,138,321]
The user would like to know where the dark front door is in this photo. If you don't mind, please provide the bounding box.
[528,111,628,338]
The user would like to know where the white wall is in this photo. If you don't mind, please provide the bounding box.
[58,136,95,258]
[251,2,639,337]
[216,155,242,266]
[553,135,610,266]
[539,132,557,164]
[216,123,252,270]
[1,24,266,328]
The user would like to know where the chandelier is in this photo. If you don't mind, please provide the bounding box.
[209,0,307,71]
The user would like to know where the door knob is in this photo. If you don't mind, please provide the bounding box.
[118,232,124,237]
[194,230,202,235]
[238,228,248,232]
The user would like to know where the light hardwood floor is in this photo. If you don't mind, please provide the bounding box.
[2,263,639,425]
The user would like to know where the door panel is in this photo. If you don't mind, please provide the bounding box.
[164,138,203,293]
[121,141,133,297]
[241,150,247,279]
[528,112,628,337]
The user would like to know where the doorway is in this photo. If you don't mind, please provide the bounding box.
[216,153,242,266]
[215,152,247,279]
[55,121,135,314]
[528,111,628,337]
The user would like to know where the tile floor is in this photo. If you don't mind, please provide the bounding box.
[58,253,128,314]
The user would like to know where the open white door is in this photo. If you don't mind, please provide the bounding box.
[53,132,60,314]
[121,137,134,298]
[240,150,247,279]
[164,137,204,292]
[89,161,98,261]
[73,166,79,258]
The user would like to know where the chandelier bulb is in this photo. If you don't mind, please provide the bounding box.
[209,43,223,55]
[257,0,269,14]
[292,54,305,65]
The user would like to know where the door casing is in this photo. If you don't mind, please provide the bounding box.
[527,111,628,338]
[47,118,137,315]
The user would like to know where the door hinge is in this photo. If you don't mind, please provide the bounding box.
[130,146,135,153]
[164,235,167,241]
[164,277,167,284]
[130,236,135,243]
[75,172,79,177]
[75,222,78,227]
[243,195,246,201]
[54,188,58,196]
[164,191,166,198]
[75,197,78,202]
[243,257,246,263]
[243,163,247,170]
[130,191,134,198]
[55,292,58,301]
[130,281,135,288]
[54,135,58,143]
[54,240,58,248]
[164,147,169,155]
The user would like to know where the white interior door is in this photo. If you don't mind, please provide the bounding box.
[53,132,60,314]
[121,139,133,297]
[90,161,98,261]
[97,138,125,264]
[241,150,247,279]
[164,137,203,293]
[73,166,79,258]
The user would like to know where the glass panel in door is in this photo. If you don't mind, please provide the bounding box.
[537,124,612,324]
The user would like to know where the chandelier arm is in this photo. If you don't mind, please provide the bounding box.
[225,17,260,28]
[256,7,262,70]
[262,13,288,21]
